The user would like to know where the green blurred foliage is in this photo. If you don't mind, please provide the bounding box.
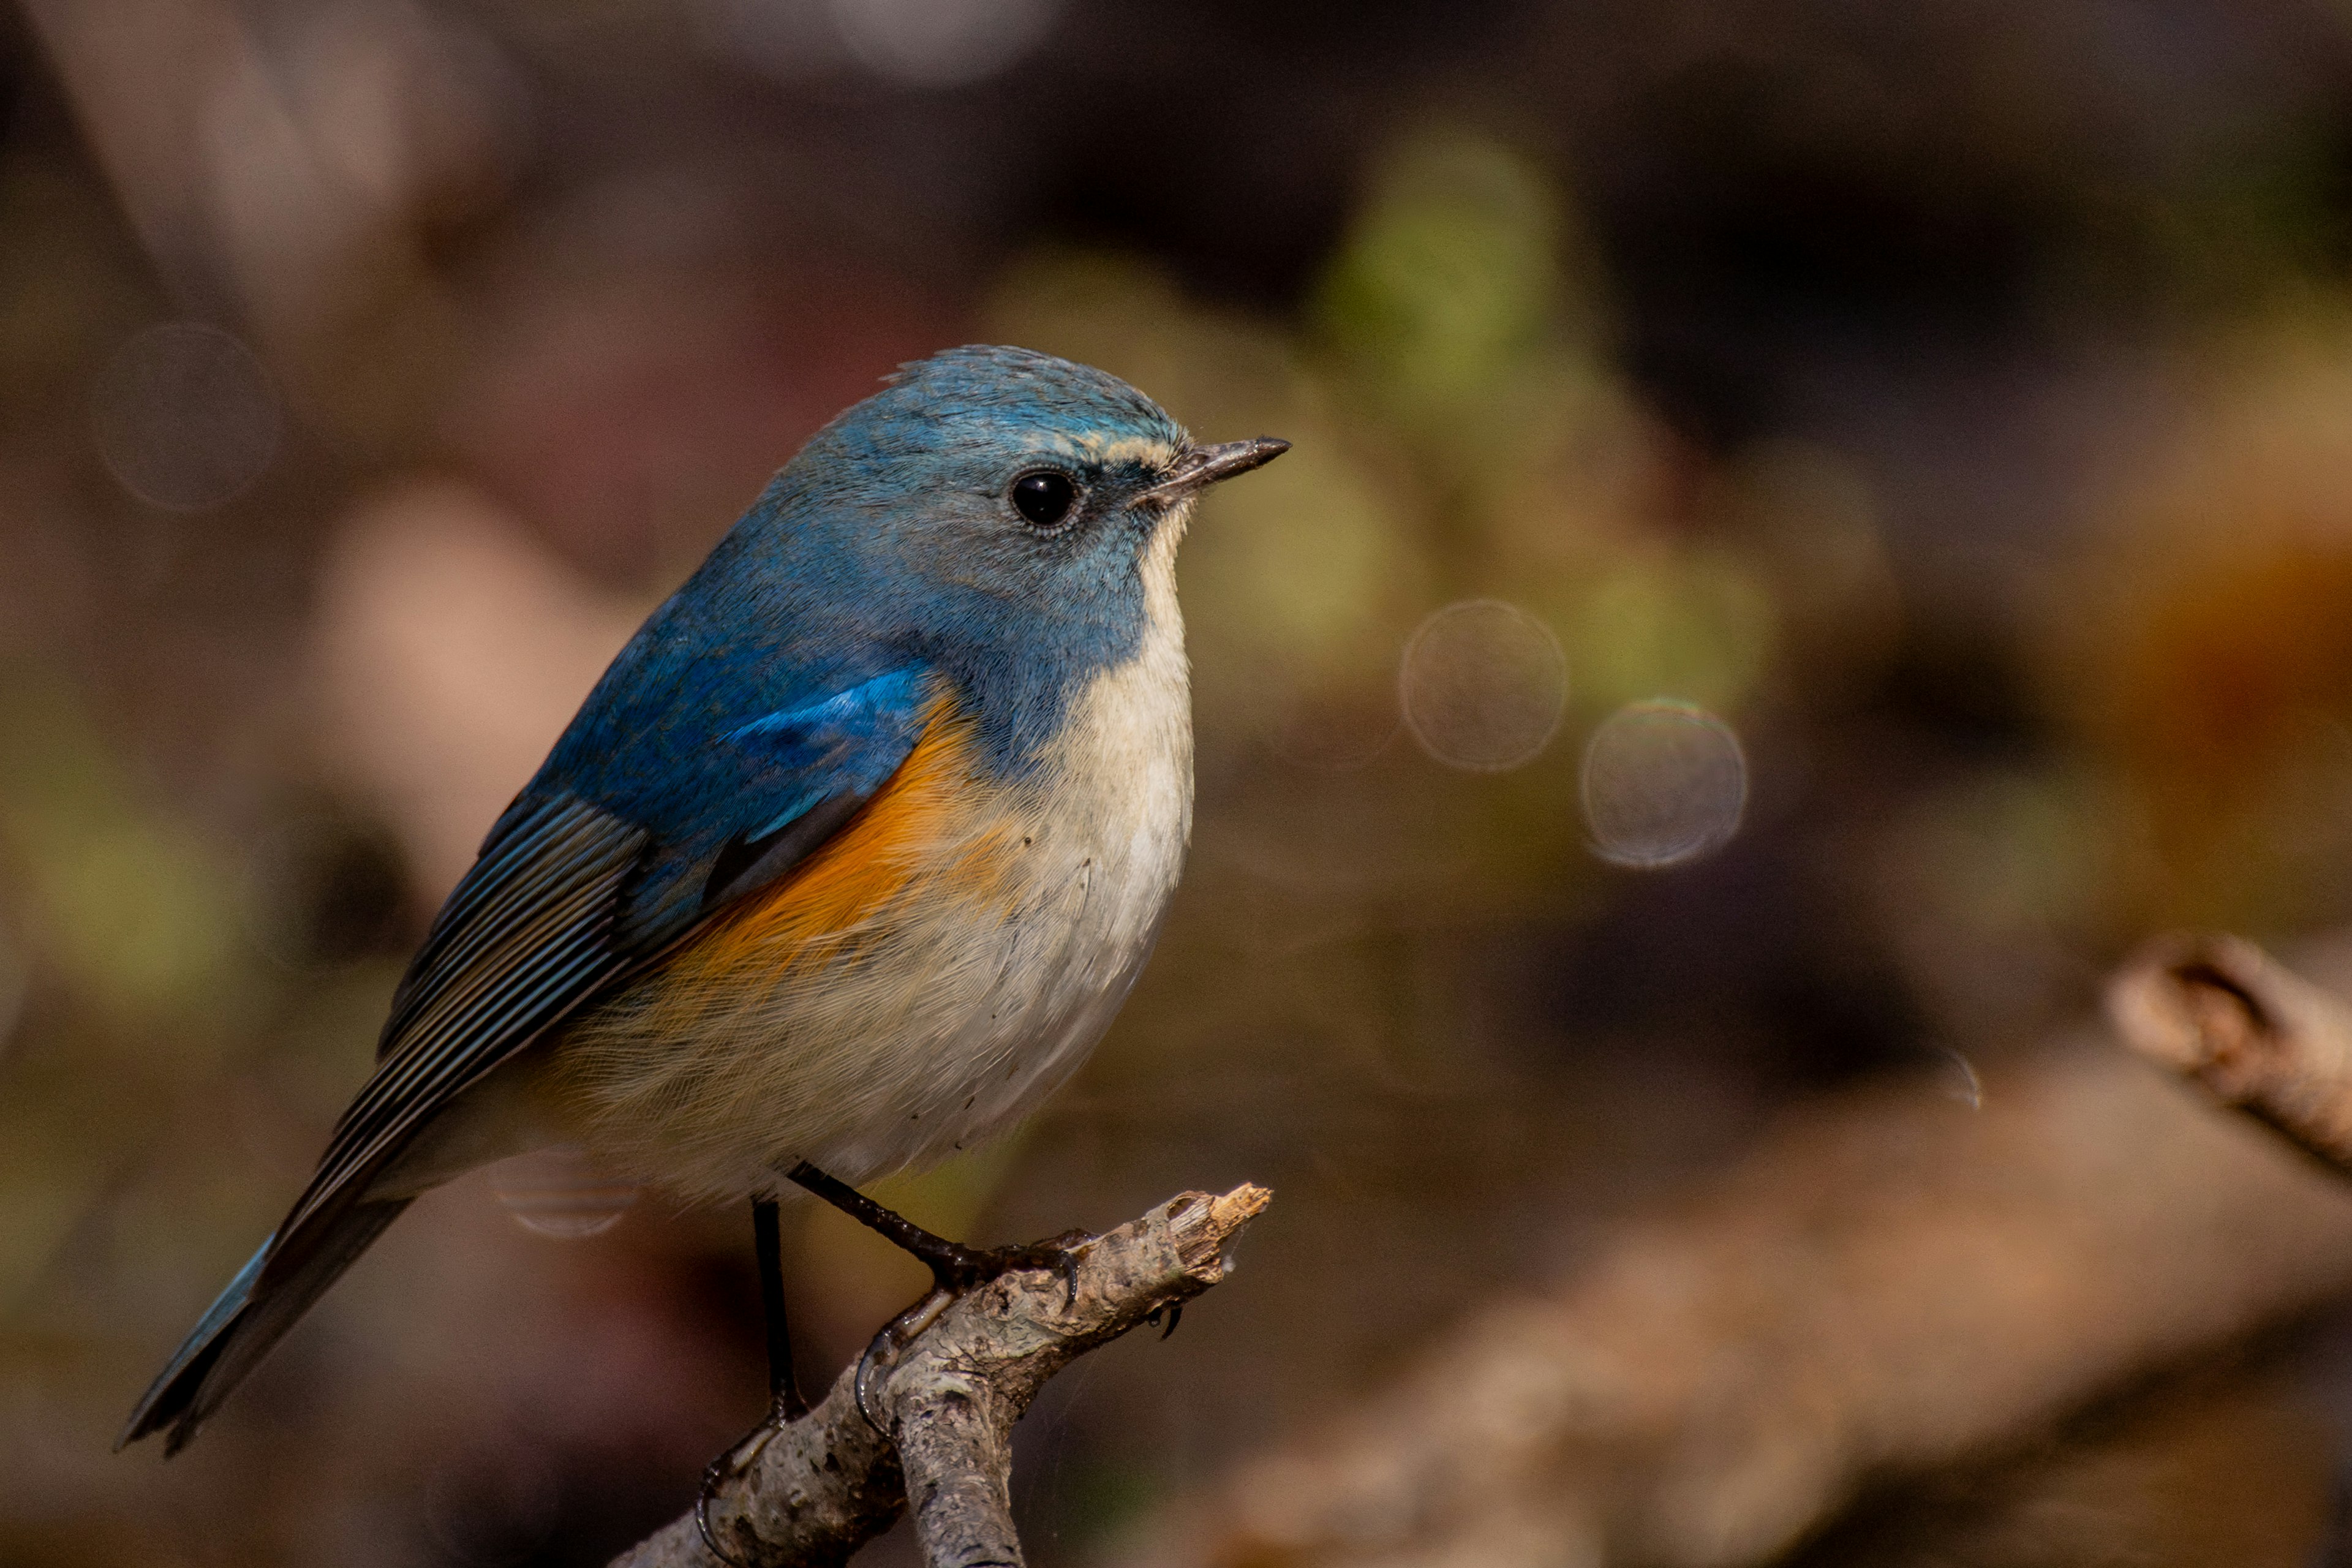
[0,666,261,1317]
[1314,130,1600,469]
[0,672,249,1035]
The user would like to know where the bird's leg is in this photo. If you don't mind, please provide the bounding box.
[695,1195,808,1567]
[784,1159,1091,1431]
[784,1159,1089,1294]
[753,1195,807,1421]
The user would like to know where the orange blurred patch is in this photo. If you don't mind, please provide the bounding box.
[2054,317,2352,923]
[2097,544,2352,804]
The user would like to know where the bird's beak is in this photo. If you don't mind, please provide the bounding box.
[1139,437,1289,505]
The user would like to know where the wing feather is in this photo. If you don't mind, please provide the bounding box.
[379,796,618,1048]
[267,796,647,1265]
[260,669,937,1270]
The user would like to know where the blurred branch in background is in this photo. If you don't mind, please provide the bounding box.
[1101,951,2352,1568]
[620,1186,1268,1568]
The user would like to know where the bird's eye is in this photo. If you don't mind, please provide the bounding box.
[1010,470,1079,529]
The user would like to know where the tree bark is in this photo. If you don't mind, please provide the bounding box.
[611,1185,1270,1568]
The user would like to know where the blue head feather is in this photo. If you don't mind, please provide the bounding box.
[742,342,1194,750]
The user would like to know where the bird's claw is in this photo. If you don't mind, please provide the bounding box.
[693,1392,806,1566]
[853,1286,953,1434]
[693,1430,766,1567]
[923,1228,1092,1303]
[987,1228,1090,1310]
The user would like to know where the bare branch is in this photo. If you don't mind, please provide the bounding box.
[610,1185,1270,1568]
[2106,930,2352,1174]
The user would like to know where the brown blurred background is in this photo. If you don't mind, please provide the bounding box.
[12,1,2352,1563]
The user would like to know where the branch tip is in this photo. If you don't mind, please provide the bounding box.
[2108,932,2352,1174]
[612,1182,1273,1568]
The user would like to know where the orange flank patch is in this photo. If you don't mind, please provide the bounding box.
[658,704,1014,989]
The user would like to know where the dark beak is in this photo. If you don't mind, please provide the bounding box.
[1140,436,1289,505]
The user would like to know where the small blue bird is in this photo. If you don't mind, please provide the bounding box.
[119,344,1286,1459]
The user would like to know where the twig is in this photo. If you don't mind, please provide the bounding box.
[2106,930,2352,1174]
[610,1184,1270,1568]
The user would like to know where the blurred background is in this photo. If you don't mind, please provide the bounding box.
[13,1,2352,1564]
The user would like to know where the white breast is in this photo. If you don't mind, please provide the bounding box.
[839,521,1196,1175]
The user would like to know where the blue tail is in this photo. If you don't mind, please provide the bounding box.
[117,1199,409,1455]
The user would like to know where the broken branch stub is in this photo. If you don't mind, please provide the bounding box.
[2107,931,2352,1174]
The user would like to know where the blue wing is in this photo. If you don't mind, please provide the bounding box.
[299,662,937,1236]
[124,652,938,1452]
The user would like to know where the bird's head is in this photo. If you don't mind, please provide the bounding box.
[758,344,1286,756]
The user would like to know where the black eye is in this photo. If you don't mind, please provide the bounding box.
[1011,470,1079,528]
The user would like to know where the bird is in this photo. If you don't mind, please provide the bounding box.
[118,344,1287,1463]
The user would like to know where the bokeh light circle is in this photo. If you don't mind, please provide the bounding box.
[1580,699,1748,867]
[827,0,1060,86]
[1398,598,1567,771]
[489,1146,640,1238]
[91,322,282,511]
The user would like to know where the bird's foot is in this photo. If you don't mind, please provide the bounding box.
[849,1229,1093,1433]
[780,1162,1095,1430]
[693,1387,809,1567]
[908,1227,1093,1300]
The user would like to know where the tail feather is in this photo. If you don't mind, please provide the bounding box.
[118,1199,410,1455]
